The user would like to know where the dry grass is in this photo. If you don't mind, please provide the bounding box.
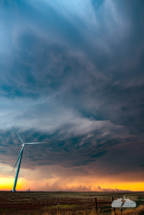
[1,191,144,215]
[110,205,144,215]
[41,205,144,215]
[0,206,144,215]
[15,205,144,215]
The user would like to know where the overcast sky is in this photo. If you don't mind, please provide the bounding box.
[0,0,144,191]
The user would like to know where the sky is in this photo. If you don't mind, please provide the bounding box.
[0,0,144,192]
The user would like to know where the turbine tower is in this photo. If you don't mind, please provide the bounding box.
[12,126,45,192]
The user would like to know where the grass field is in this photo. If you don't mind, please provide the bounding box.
[0,191,144,214]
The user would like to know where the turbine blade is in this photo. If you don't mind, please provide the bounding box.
[26,142,46,145]
[11,125,25,144]
[12,147,24,172]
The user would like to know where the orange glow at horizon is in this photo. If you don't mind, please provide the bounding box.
[0,177,25,191]
[1,176,144,192]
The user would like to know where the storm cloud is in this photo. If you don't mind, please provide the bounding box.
[0,0,144,191]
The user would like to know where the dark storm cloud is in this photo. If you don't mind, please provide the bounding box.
[0,0,144,177]
[0,126,119,170]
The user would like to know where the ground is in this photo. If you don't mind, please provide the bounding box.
[0,191,144,214]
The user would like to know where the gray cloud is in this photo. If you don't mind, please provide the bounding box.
[0,0,144,184]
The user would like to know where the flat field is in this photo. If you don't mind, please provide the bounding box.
[0,191,144,215]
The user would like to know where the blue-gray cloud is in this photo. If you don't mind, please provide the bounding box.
[0,0,144,180]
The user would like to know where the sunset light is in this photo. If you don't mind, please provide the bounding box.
[0,0,144,214]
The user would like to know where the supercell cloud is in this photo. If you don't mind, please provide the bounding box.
[0,0,144,191]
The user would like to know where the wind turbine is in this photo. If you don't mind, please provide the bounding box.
[12,126,46,192]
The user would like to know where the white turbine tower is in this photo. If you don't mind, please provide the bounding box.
[12,126,46,192]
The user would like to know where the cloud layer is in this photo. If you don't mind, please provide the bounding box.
[0,0,144,191]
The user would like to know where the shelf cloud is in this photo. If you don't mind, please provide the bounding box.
[0,0,144,191]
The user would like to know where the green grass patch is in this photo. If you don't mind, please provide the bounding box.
[43,204,79,210]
